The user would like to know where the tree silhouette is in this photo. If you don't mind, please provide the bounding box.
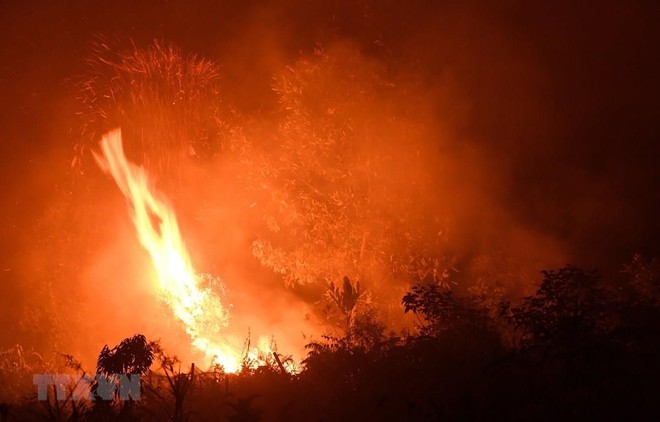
[96,334,155,376]
[327,276,363,338]
[496,266,627,419]
[91,334,155,419]
[147,351,195,422]
[500,266,611,353]
[402,284,491,337]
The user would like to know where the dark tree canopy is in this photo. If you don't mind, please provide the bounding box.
[96,334,155,375]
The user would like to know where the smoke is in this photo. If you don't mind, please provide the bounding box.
[0,0,657,369]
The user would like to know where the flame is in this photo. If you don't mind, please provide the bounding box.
[94,128,247,372]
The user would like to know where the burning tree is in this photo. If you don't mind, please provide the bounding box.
[245,46,452,291]
[66,41,457,372]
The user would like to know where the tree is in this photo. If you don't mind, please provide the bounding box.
[243,45,451,292]
[91,334,155,419]
[500,266,612,353]
[402,284,492,337]
[327,276,363,338]
[96,334,155,376]
[497,267,624,419]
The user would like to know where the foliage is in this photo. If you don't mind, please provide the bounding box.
[245,46,449,287]
[402,284,492,337]
[10,258,660,421]
[623,253,660,302]
[500,266,612,352]
[491,265,660,419]
[96,334,155,376]
[0,345,47,403]
[349,307,388,351]
[326,276,363,336]
[86,334,155,420]
[144,346,195,422]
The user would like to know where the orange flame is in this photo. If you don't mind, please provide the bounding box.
[94,129,247,372]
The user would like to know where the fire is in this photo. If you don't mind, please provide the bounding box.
[94,128,248,372]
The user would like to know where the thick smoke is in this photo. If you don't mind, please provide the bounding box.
[0,0,657,370]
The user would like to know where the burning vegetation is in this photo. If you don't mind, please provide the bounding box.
[94,129,238,371]
[1,1,659,420]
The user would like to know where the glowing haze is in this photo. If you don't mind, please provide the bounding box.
[94,128,248,372]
